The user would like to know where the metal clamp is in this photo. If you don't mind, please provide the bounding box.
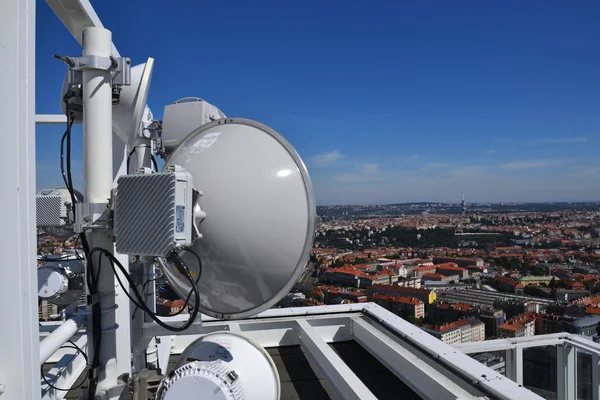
[54,54,131,86]
[75,202,112,233]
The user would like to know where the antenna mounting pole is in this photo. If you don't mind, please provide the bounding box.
[81,26,120,397]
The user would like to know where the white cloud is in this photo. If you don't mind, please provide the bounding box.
[333,174,384,183]
[360,163,379,174]
[484,149,496,155]
[333,163,382,183]
[308,151,342,168]
[423,163,451,169]
[313,172,600,205]
[403,154,422,161]
[537,137,588,144]
[502,159,567,170]
[446,166,484,178]
[565,166,600,179]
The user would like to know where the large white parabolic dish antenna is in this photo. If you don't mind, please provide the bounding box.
[113,58,154,145]
[163,118,315,319]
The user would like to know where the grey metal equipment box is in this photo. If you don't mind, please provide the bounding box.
[36,188,76,227]
[37,194,67,227]
[161,98,226,155]
[114,169,194,257]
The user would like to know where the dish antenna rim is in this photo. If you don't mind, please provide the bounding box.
[165,117,317,319]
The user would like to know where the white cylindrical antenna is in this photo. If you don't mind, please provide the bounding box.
[82,26,119,394]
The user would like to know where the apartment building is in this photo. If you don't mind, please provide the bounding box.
[367,284,436,305]
[497,314,535,338]
[369,294,425,319]
[422,318,485,345]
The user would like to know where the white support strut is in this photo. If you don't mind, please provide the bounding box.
[39,315,86,365]
[297,319,377,400]
[0,0,40,399]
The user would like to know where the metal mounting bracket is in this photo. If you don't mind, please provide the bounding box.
[74,202,112,233]
[56,54,131,86]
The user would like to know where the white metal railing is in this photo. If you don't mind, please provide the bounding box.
[146,303,544,400]
[454,332,600,400]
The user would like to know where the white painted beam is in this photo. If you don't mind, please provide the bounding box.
[453,333,567,354]
[297,319,377,400]
[557,344,576,400]
[352,317,484,399]
[361,303,543,400]
[45,0,120,57]
[592,352,600,400]
[36,114,70,124]
[505,347,524,385]
[0,0,40,399]
[43,336,87,364]
[41,336,88,400]
[39,316,86,365]
[155,336,173,376]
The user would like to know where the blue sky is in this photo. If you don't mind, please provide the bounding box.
[36,1,600,205]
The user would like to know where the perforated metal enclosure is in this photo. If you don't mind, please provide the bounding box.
[36,195,66,227]
[114,170,194,257]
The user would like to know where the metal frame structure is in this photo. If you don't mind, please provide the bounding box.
[1,1,596,399]
[455,332,600,400]
[39,304,549,400]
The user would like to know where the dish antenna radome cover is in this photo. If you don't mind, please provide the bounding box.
[113,58,154,145]
[163,118,315,319]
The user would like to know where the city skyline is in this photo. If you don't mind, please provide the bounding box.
[34,1,600,205]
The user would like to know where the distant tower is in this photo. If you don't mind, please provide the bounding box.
[461,190,466,216]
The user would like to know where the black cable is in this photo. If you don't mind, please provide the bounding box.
[64,106,77,209]
[40,340,89,391]
[133,249,202,318]
[59,128,70,192]
[72,235,85,261]
[87,247,200,332]
[153,249,202,317]
[126,147,137,174]
[180,248,203,285]
[126,145,159,174]
[61,97,96,399]
[151,154,159,172]
[85,249,101,399]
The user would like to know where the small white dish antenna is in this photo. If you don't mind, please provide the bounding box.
[38,259,85,306]
[163,118,315,319]
[156,332,280,400]
[113,58,154,145]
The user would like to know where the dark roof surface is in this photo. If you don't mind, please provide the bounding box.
[45,340,421,399]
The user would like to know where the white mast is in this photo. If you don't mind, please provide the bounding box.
[0,0,40,399]
[81,27,120,394]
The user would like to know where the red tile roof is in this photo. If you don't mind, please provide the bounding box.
[414,265,436,272]
[422,273,446,279]
[369,294,424,306]
[436,265,467,272]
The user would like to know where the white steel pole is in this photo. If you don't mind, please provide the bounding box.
[39,315,86,365]
[0,0,40,399]
[112,140,133,379]
[82,26,119,395]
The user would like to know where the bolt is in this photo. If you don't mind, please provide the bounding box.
[227,371,238,382]
[0,383,5,395]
